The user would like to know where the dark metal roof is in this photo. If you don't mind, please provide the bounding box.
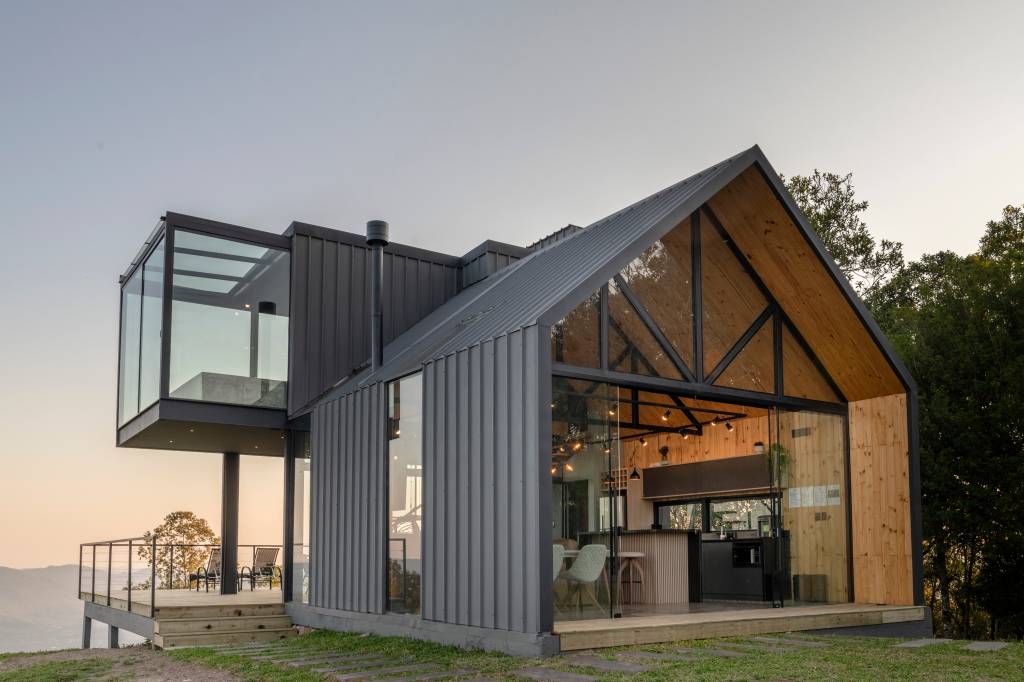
[322,143,914,401]
[321,146,758,398]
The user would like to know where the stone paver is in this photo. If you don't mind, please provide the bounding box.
[314,658,395,674]
[751,636,829,648]
[332,663,443,680]
[283,653,385,667]
[720,642,796,654]
[515,667,597,682]
[564,654,649,672]
[965,641,1008,652]
[385,670,480,681]
[616,650,701,661]
[894,638,953,649]
[671,647,746,658]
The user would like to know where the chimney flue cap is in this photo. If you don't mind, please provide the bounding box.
[366,220,389,247]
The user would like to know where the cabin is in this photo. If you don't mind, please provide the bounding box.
[90,145,926,654]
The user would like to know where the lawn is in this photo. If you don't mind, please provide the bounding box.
[166,630,1024,681]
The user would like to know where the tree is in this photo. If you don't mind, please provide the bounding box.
[783,170,904,299]
[870,204,1024,639]
[136,511,218,590]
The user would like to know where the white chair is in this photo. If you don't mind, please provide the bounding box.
[552,544,566,582]
[557,543,608,612]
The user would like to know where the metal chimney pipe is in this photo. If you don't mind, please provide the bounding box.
[366,220,389,372]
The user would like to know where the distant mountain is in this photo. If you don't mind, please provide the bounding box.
[0,565,143,653]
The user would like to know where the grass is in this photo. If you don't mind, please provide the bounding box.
[0,658,116,682]
[167,630,1024,681]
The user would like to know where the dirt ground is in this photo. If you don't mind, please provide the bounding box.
[0,646,240,681]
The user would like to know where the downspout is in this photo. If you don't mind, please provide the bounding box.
[366,220,389,372]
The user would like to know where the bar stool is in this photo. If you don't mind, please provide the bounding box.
[618,551,645,604]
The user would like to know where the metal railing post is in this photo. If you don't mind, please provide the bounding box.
[77,545,83,600]
[107,542,112,606]
[168,544,174,589]
[127,540,133,613]
[150,536,157,618]
[91,545,96,602]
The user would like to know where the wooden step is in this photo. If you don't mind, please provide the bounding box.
[155,614,294,635]
[154,603,285,619]
[155,627,295,649]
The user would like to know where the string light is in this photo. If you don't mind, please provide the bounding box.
[661,410,671,422]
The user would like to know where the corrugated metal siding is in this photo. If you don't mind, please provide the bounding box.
[289,232,461,415]
[462,249,523,288]
[309,383,386,614]
[421,325,551,633]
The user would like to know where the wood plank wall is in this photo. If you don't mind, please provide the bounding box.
[779,410,849,603]
[848,393,914,605]
[623,415,769,469]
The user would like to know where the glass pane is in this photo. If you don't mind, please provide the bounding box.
[551,292,600,367]
[701,213,768,376]
[608,280,681,379]
[658,502,703,530]
[710,498,773,532]
[777,410,849,603]
[138,238,165,411]
[714,318,774,394]
[168,230,289,408]
[782,326,840,403]
[388,373,423,615]
[551,378,620,620]
[117,268,142,425]
[291,431,311,603]
[616,218,694,372]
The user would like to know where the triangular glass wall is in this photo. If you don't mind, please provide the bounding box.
[550,291,601,368]
[782,324,841,402]
[608,279,682,379]
[701,210,768,377]
[713,316,774,394]
[615,217,694,372]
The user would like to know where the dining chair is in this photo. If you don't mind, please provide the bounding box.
[557,543,608,612]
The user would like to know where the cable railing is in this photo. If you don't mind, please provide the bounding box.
[79,539,284,618]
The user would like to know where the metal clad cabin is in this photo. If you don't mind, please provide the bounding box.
[104,145,925,654]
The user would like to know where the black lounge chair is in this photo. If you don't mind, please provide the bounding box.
[240,547,281,590]
[188,547,222,592]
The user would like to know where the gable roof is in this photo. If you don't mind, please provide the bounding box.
[325,145,912,403]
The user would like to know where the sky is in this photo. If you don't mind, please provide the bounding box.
[1,1,1022,569]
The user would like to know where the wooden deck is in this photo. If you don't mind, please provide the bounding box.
[80,589,293,648]
[554,603,927,650]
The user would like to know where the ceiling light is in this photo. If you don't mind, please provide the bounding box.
[661,410,671,422]
[629,467,641,480]
[565,462,574,472]
[640,437,648,447]
[243,303,252,309]
[725,421,734,431]
[395,429,401,436]
[558,445,566,453]
[711,416,720,427]
[551,466,557,476]
[608,407,616,416]
[572,442,582,452]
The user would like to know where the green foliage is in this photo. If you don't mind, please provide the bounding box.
[783,170,904,298]
[871,203,1024,639]
[136,511,218,590]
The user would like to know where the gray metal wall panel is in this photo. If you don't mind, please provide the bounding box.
[289,233,462,415]
[309,384,386,614]
[421,326,547,634]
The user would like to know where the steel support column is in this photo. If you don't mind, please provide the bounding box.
[220,452,240,595]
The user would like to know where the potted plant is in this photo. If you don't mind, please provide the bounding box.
[765,443,789,488]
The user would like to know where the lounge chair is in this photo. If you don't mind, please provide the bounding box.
[240,547,281,590]
[189,547,222,592]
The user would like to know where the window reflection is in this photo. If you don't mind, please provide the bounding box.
[118,236,165,426]
[388,373,423,615]
[291,432,311,603]
[168,230,289,408]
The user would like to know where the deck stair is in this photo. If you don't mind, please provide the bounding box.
[152,601,295,649]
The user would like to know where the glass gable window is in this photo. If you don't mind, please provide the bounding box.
[388,373,423,615]
[168,230,290,408]
[118,237,165,426]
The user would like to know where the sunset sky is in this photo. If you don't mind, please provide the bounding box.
[1,1,1022,569]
